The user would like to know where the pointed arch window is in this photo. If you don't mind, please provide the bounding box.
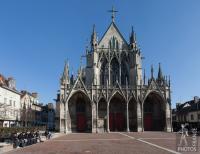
[100,59,109,86]
[111,58,119,85]
[121,57,129,86]
[109,36,119,51]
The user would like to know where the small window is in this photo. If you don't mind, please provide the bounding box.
[184,115,186,121]
[9,100,12,106]
[191,114,194,120]
[4,98,7,104]
[198,114,200,120]
[13,101,16,107]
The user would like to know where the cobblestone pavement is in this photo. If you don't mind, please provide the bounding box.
[3,132,200,154]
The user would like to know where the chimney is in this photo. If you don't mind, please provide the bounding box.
[176,103,181,110]
[7,77,16,89]
[194,96,199,103]
[32,92,38,98]
[48,103,54,109]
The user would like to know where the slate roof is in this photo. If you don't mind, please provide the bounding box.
[0,73,21,95]
[176,97,200,114]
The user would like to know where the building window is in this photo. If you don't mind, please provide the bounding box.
[13,101,16,107]
[4,98,7,104]
[9,100,12,106]
[191,114,194,120]
[198,114,200,120]
[184,115,186,122]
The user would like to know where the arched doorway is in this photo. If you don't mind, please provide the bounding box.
[129,98,137,131]
[68,91,92,132]
[109,93,126,131]
[143,92,166,131]
[98,98,107,132]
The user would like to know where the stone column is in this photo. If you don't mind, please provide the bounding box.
[92,102,96,133]
[165,102,171,132]
[119,64,121,84]
[137,102,142,132]
[107,103,110,132]
[108,62,111,85]
[59,106,62,132]
[96,102,99,133]
[126,103,130,132]
[64,102,68,134]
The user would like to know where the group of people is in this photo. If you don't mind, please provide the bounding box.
[12,130,42,148]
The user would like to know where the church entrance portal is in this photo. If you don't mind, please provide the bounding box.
[129,98,137,131]
[109,94,126,131]
[68,91,92,132]
[143,92,166,131]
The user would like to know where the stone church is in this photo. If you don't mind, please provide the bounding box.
[55,10,172,133]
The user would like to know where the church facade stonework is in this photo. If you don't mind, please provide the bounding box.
[55,14,172,133]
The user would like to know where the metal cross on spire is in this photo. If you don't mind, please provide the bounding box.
[108,6,118,22]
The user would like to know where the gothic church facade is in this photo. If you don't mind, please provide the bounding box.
[55,13,172,133]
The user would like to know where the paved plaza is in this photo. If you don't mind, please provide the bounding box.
[2,132,199,154]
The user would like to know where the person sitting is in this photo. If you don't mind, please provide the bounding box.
[23,132,28,146]
[12,131,19,148]
[27,132,32,145]
[36,130,42,142]
[18,132,25,147]
[47,131,52,139]
[45,130,50,140]
[31,131,36,144]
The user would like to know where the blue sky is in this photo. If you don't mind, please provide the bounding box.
[0,0,200,108]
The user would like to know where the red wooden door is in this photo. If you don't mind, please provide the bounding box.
[115,113,124,131]
[77,113,86,131]
[144,113,152,131]
[109,113,114,131]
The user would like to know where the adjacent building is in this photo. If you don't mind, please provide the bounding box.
[0,74,55,129]
[20,90,39,127]
[41,103,55,130]
[20,91,55,130]
[56,10,172,133]
[173,96,200,131]
[0,74,21,127]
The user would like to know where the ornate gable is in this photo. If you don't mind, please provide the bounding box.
[98,89,107,102]
[98,22,128,49]
[143,78,164,101]
[66,74,91,103]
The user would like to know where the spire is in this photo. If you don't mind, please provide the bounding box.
[92,24,96,35]
[130,26,136,43]
[151,65,154,78]
[130,26,137,50]
[61,60,69,85]
[90,24,97,51]
[108,6,118,22]
[64,60,69,78]
[157,63,163,80]
[135,64,138,86]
